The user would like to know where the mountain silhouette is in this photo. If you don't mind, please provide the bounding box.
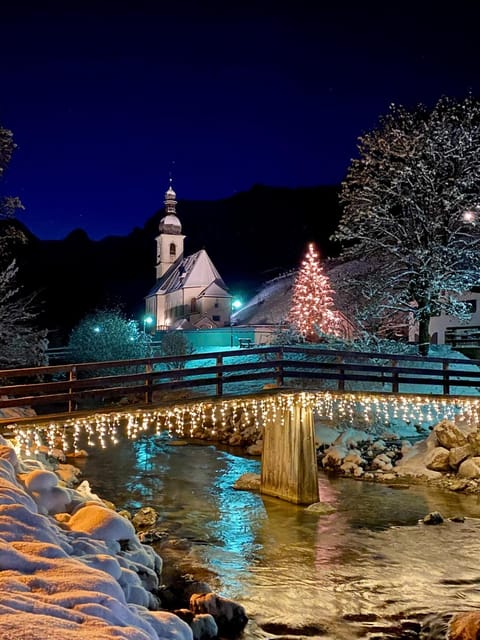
[11,184,342,345]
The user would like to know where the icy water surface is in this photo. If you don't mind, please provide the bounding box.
[77,433,480,639]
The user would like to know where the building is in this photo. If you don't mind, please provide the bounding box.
[410,289,480,349]
[145,183,232,331]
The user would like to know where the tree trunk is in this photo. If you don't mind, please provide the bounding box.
[418,316,430,356]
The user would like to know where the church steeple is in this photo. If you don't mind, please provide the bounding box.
[155,180,185,279]
[164,178,177,216]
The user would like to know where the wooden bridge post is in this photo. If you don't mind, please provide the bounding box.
[68,366,77,413]
[275,348,284,387]
[336,355,345,391]
[260,401,319,505]
[145,361,153,404]
[392,359,399,393]
[443,361,450,395]
[216,355,223,396]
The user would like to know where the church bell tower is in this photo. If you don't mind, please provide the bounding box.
[155,180,185,279]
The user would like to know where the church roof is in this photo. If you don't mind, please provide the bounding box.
[198,280,231,298]
[147,249,229,296]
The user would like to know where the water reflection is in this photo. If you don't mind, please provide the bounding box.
[78,433,480,639]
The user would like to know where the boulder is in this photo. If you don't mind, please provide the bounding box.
[449,611,480,639]
[132,506,159,529]
[467,431,480,456]
[233,473,260,491]
[246,441,262,456]
[305,502,336,514]
[424,446,450,472]
[423,511,444,525]
[190,614,218,640]
[449,444,474,470]
[458,457,480,479]
[433,419,467,449]
[190,593,248,636]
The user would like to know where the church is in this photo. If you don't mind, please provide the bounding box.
[145,182,232,331]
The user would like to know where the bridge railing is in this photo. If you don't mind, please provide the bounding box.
[1,345,480,421]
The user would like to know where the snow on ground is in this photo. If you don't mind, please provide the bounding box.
[0,436,193,640]
[1,342,479,639]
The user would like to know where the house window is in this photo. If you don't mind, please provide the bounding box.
[191,297,197,312]
[169,243,176,258]
[212,315,220,322]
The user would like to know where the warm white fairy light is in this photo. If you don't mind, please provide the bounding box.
[7,391,480,458]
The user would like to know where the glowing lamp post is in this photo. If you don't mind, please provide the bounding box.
[143,315,154,334]
[230,298,243,347]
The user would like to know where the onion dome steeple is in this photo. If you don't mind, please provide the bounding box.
[159,179,182,234]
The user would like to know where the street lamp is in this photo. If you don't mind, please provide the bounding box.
[230,298,242,347]
[143,315,154,334]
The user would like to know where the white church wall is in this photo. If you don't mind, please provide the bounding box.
[199,297,231,326]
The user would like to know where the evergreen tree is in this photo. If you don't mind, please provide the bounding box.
[287,243,340,342]
[332,95,480,355]
[68,308,152,367]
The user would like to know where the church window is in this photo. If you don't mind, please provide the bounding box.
[212,315,220,322]
[191,297,197,312]
[169,243,176,258]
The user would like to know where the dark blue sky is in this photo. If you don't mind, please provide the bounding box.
[1,1,479,240]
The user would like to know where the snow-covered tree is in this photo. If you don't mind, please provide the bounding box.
[0,125,25,259]
[287,242,340,341]
[0,125,47,369]
[332,95,480,355]
[0,261,48,368]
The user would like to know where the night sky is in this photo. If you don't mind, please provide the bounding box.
[1,1,479,240]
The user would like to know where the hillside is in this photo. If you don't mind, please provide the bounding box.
[11,184,342,344]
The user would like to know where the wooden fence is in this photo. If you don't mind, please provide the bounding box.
[1,345,480,423]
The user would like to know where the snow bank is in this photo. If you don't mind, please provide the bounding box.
[0,435,193,640]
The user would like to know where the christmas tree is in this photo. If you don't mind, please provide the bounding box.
[287,242,340,341]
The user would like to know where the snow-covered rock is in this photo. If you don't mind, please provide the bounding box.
[0,439,193,640]
[392,440,443,479]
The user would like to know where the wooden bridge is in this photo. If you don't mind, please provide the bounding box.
[1,345,480,506]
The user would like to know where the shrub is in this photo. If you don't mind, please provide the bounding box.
[157,331,194,369]
[68,308,152,369]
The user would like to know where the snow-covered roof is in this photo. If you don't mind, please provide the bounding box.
[198,280,231,299]
[232,271,295,325]
[147,249,228,296]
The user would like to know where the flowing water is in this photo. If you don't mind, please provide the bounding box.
[76,433,480,639]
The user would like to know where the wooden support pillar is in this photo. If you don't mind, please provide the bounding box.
[260,403,319,505]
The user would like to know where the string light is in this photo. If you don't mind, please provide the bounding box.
[7,391,480,456]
